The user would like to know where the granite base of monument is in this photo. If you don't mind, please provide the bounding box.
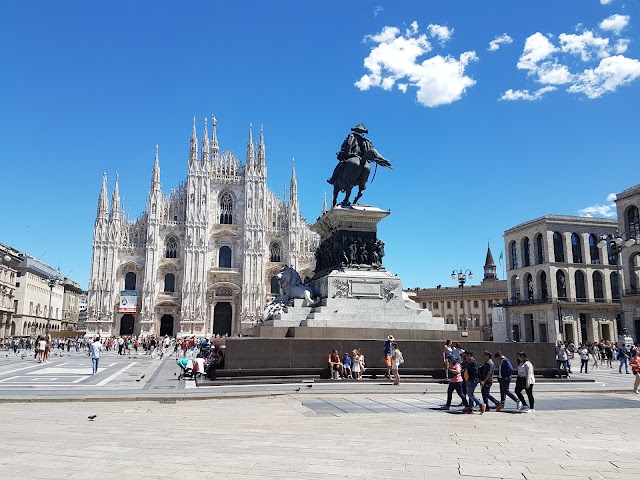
[260,204,456,333]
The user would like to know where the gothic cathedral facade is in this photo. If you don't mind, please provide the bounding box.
[87,118,319,337]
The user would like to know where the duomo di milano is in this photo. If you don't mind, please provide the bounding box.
[87,117,319,337]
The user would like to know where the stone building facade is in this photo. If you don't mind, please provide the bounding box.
[502,215,621,344]
[0,243,21,338]
[87,118,319,338]
[409,246,507,340]
[61,279,83,332]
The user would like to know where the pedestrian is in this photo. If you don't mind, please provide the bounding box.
[358,348,366,376]
[604,340,613,368]
[351,349,361,380]
[589,343,599,369]
[556,340,570,378]
[440,354,469,411]
[463,351,485,414]
[631,350,640,394]
[514,351,536,413]
[90,336,103,375]
[391,342,404,385]
[578,344,589,373]
[451,342,464,362]
[480,351,500,412]
[328,349,343,380]
[443,339,453,373]
[383,335,394,380]
[619,344,630,374]
[494,351,520,411]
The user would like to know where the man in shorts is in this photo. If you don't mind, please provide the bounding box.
[328,350,343,379]
[384,335,394,380]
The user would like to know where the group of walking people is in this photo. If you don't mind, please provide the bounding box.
[442,340,535,414]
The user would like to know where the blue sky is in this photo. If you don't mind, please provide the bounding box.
[1,1,639,291]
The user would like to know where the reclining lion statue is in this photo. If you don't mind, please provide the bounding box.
[262,266,321,321]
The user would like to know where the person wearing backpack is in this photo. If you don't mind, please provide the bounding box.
[391,342,404,385]
[618,344,630,374]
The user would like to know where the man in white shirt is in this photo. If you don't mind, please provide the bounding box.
[90,337,103,375]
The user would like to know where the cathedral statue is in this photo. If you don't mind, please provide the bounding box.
[327,124,393,207]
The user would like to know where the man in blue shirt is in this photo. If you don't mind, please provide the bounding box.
[494,351,521,411]
[383,335,394,380]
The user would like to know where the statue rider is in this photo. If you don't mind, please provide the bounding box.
[327,124,391,185]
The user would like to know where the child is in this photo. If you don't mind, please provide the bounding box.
[351,349,361,380]
[342,352,352,378]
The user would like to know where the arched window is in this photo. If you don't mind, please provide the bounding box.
[510,275,520,301]
[219,192,233,224]
[535,233,544,264]
[124,272,137,290]
[610,272,620,300]
[607,234,617,265]
[556,270,567,299]
[571,233,583,263]
[628,206,640,239]
[165,236,178,258]
[524,273,533,300]
[164,273,175,293]
[510,241,518,270]
[630,253,640,293]
[270,275,280,295]
[589,234,600,264]
[593,271,604,302]
[219,246,232,268]
[523,238,531,267]
[575,271,586,301]
[269,242,282,262]
[540,271,548,300]
[553,232,565,263]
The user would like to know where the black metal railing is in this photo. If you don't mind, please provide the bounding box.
[498,296,620,307]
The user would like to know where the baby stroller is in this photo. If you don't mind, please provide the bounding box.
[176,357,205,380]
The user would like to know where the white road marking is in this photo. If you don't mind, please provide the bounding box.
[0,363,52,376]
[96,362,137,386]
[0,376,21,383]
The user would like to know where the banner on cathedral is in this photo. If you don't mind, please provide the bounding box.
[119,290,138,313]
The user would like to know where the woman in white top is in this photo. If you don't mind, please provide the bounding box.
[351,349,361,380]
[392,343,404,385]
[37,336,47,363]
[443,339,452,373]
[514,351,536,412]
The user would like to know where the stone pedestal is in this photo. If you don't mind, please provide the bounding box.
[262,204,455,332]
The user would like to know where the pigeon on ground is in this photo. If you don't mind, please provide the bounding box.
[87,415,97,421]
[295,387,300,392]
[135,379,141,382]
[140,374,145,379]
[307,384,313,388]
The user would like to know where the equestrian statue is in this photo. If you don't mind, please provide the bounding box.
[327,124,393,207]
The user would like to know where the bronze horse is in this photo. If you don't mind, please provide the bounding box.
[329,150,391,207]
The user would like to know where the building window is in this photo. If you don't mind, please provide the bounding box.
[535,233,544,264]
[553,232,565,263]
[269,242,282,262]
[607,235,617,265]
[525,273,534,300]
[589,234,600,264]
[219,246,232,268]
[15,282,20,287]
[124,272,136,290]
[14,300,18,313]
[460,301,464,308]
[611,272,620,299]
[575,271,586,301]
[556,270,567,299]
[433,302,439,309]
[523,237,531,267]
[220,192,233,224]
[270,276,280,295]
[510,241,518,269]
[628,206,640,239]
[571,233,583,263]
[488,300,493,307]
[446,301,451,309]
[165,236,178,258]
[540,271,548,300]
[630,253,640,293]
[593,271,604,302]
[164,273,175,293]
[473,300,478,308]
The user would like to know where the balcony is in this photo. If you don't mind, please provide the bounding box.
[499,296,619,307]
[624,287,640,296]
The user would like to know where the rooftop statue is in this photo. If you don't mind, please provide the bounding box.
[327,124,393,207]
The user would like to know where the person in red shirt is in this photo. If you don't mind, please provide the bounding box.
[631,350,640,394]
[328,350,343,379]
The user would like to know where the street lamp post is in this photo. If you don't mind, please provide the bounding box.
[45,271,62,337]
[452,269,473,331]
[597,233,637,345]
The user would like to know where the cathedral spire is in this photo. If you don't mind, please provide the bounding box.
[258,124,266,168]
[189,116,198,163]
[322,191,327,214]
[151,145,161,191]
[97,172,108,221]
[211,115,219,158]
[201,117,209,162]
[110,172,120,221]
[246,123,255,169]
[290,157,298,200]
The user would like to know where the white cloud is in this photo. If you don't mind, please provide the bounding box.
[488,33,513,52]
[615,38,630,54]
[600,0,614,4]
[599,14,630,35]
[373,5,383,16]
[559,30,611,61]
[517,33,557,71]
[500,86,557,101]
[579,193,617,217]
[568,55,640,98]
[536,61,575,84]
[355,23,477,107]
[427,24,454,44]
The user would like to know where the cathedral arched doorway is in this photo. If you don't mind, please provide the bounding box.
[120,314,134,335]
[213,303,232,336]
[160,315,174,337]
